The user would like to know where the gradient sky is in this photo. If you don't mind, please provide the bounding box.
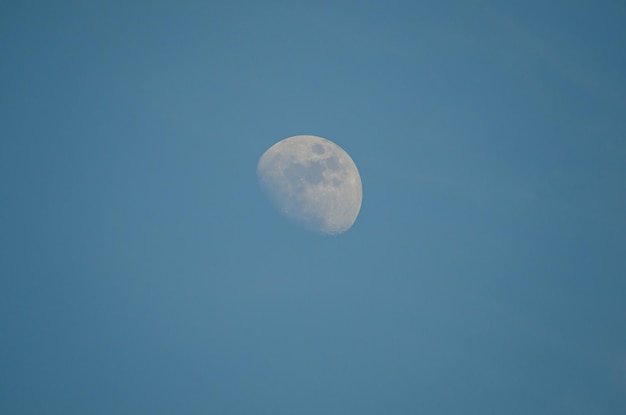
[2,1,625,414]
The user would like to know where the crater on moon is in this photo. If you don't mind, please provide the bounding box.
[284,161,325,185]
[257,135,362,235]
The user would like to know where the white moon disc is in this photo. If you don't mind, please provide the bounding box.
[257,135,362,235]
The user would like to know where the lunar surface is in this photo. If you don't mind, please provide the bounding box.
[257,135,362,234]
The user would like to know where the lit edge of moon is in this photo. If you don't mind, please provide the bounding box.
[257,135,363,235]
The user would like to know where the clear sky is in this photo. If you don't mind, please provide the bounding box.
[1,1,625,413]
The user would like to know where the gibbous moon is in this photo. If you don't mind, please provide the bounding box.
[257,135,362,235]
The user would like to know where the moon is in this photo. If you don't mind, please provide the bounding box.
[257,135,363,235]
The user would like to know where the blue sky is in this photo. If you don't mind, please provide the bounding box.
[1,1,625,413]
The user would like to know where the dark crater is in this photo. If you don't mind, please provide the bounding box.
[284,161,325,185]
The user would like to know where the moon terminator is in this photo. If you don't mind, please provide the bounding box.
[257,135,362,234]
